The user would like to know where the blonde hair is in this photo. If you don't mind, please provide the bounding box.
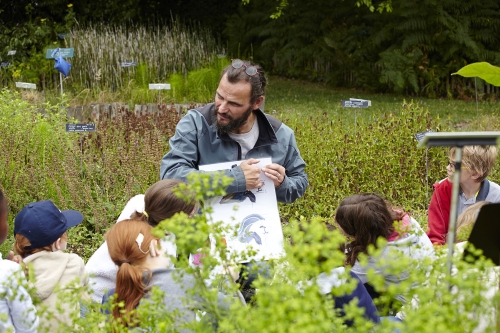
[454,201,491,243]
[450,145,498,182]
[105,219,159,325]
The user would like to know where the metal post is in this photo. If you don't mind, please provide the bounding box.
[80,135,83,176]
[425,148,429,202]
[446,146,463,277]
[474,77,478,119]
[60,72,64,95]
[354,108,357,136]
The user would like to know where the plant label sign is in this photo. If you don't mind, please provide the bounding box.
[15,82,36,89]
[149,84,171,90]
[46,48,74,59]
[0,62,10,67]
[342,99,371,108]
[120,62,137,67]
[349,98,372,106]
[66,123,96,132]
[7,50,16,56]
[414,130,435,143]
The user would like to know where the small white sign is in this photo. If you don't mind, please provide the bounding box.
[349,98,372,106]
[149,83,171,90]
[7,50,16,56]
[15,82,36,89]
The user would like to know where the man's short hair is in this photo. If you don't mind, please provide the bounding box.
[221,60,267,104]
[450,145,498,182]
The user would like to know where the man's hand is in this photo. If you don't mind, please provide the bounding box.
[262,163,286,187]
[240,158,264,190]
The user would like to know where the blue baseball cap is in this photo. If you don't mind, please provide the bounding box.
[14,200,83,249]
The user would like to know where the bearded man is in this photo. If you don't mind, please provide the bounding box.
[159,59,308,203]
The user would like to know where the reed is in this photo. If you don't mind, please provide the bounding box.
[68,20,223,92]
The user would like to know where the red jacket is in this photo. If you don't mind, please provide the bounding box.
[426,178,452,245]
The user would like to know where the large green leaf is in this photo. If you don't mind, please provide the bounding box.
[452,62,500,87]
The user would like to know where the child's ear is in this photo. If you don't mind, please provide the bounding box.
[149,240,158,257]
[471,172,482,181]
[52,238,62,251]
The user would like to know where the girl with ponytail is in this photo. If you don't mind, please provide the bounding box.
[104,220,221,329]
[86,179,197,303]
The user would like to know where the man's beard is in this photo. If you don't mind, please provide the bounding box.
[212,105,254,135]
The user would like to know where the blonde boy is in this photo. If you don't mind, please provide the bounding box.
[427,145,500,245]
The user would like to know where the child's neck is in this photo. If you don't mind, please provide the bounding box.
[460,180,482,200]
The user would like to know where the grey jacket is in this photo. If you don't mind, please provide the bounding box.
[160,104,308,203]
[141,268,230,333]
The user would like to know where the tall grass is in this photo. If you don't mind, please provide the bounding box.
[68,20,223,91]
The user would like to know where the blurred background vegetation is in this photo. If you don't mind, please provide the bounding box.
[1,0,499,100]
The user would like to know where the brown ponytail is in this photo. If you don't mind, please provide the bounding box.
[105,219,158,324]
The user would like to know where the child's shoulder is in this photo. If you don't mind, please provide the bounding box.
[65,252,85,267]
[485,178,500,201]
[0,258,22,275]
[433,177,452,191]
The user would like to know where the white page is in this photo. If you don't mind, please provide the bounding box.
[199,157,285,262]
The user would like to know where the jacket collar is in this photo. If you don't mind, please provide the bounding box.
[475,179,490,201]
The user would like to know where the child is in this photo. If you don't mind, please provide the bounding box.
[335,193,434,303]
[0,190,39,332]
[14,200,88,332]
[103,219,230,329]
[427,145,500,245]
[86,179,197,303]
[453,201,491,244]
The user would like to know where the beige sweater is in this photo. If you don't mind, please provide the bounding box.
[23,251,88,332]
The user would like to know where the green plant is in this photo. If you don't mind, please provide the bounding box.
[68,20,223,93]
[168,57,229,103]
[1,88,499,331]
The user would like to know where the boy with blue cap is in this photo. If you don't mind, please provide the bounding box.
[14,200,88,332]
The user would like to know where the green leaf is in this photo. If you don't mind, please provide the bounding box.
[452,62,500,87]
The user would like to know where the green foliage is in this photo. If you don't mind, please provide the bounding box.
[2,172,498,332]
[168,57,230,103]
[0,88,180,259]
[0,4,76,89]
[453,62,500,87]
[225,0,500,97]
[278,100,447,221]
[0,87,499,331]
[377,49,421,94]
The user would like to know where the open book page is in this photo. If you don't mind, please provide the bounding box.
[199,157,285,262]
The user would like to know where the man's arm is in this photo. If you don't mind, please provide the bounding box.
[274,134,308,203]
[160,112,202,181]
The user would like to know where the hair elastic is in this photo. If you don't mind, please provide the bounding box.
[142,211,149,219]
[135,233,150,255]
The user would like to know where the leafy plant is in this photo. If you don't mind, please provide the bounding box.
[453,62,500,86]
